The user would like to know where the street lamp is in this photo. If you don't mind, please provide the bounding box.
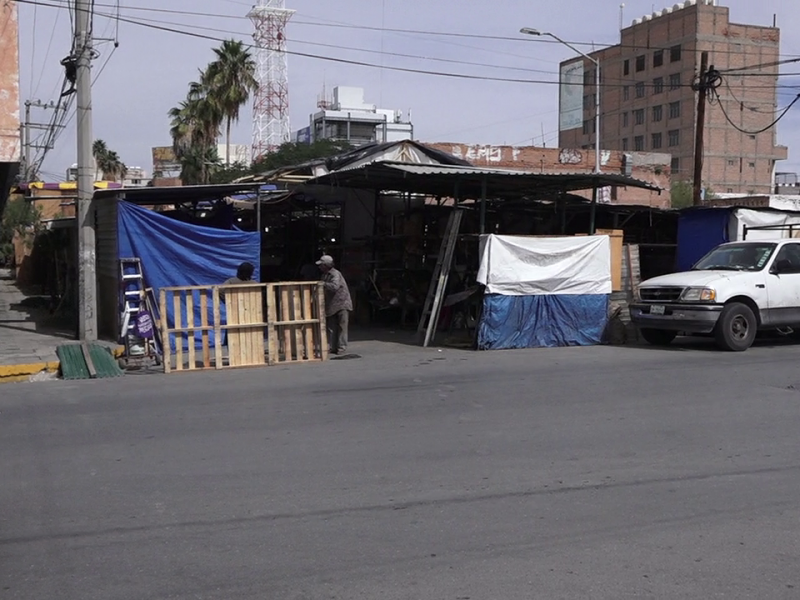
[520,28,601,175]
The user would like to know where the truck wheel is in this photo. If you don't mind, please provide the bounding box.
[640,328,677,346]
[714,302,756,351]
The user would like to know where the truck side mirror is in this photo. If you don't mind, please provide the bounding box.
[772,258,793,274]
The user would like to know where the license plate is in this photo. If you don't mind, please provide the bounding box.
[650,305,666,315]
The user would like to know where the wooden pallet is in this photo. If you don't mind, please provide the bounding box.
[159,282,326,373]
[267,282,328,365]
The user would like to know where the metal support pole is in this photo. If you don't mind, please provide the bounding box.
[256,187,262,235]
[594,63,601,174]
[479,176,487,234]
[693,51,710,207]
[76,0,96,340]
[589,181,598,235]
[23,101,31,181]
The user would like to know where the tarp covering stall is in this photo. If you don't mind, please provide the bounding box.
[476,235,611,350]
[117,201,261,350]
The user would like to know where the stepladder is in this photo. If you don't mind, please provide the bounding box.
[119,258,161,358]
[417,209,464,347]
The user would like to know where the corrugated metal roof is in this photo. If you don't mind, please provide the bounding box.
[307,160,663,200]
[57,343,124,380]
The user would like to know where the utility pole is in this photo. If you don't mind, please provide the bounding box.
[20,99,59,181]
[75,0,97,340]
[692,51,709,207]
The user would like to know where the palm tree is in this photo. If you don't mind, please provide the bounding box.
[203,40,257,165]
[92,140,127,182]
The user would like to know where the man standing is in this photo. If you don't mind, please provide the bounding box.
[317,254,352,355]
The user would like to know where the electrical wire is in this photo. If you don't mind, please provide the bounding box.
[31,8,61,98]
[713,88,800,135]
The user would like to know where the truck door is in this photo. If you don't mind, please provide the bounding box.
[765,243,800,326]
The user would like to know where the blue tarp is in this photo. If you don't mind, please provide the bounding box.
[477,294,609,350]
[117,201,260,350]
[676,208,731,271]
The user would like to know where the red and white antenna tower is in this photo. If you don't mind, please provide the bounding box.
[248,0,295,161]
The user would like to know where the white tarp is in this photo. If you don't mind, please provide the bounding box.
[729,208,800,241]
[477,234,612,296]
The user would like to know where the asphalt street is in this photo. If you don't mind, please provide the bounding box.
[3,337,800,599]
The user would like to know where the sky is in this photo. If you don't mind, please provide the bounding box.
[14,0,800,181]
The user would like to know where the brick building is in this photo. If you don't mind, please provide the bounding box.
[428,142,671,208]
[558,0,787,196]
[0,0,21,213]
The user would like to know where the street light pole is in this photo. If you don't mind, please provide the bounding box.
[520,28,601,175]
[521,28,602,233]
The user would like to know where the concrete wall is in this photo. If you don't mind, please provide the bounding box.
[428,143,671,208]
[0,1,20,164]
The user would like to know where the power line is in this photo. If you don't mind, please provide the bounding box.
[713,89,800,135]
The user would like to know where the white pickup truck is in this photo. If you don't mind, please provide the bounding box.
[630,239,800,351]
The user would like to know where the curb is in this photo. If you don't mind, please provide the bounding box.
[0,346,126,384]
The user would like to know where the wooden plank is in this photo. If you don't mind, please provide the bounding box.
[292,285,305,361]
[173,292,183,371]
[80,342,97,379]
[280,286,292,362]
[241,289,253,365]
[317,283,329,361]
[266,284,278,365]
[160,289,171,374]
[200,292,210,368]
[186,292,195,370]
[228,290,241,367]
[250,288,265,365]
[302,286,313,361]
[596,229,624,291]
[213,287,223,369]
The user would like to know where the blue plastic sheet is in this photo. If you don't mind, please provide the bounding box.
[477,293,609,350]
[117,201,260,350]
[676,208,731,271]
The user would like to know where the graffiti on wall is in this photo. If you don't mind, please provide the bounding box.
[450,145,522,164]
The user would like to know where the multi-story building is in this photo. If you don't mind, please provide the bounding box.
[295,86,413,146]
[558,0,787,196]
[0,0,21,214]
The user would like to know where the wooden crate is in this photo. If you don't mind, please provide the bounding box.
[267,282,328,365]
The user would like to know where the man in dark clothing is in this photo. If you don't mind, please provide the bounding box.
[221,262,254,301]
[317,254,352,354]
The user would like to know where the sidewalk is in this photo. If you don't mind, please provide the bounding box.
[0,268,73,380]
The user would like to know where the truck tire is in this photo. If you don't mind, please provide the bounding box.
[714,302,756,352]
[640,328,677,346]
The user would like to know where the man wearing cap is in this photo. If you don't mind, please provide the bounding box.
[317,254,352,355]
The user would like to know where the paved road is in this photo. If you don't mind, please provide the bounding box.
[3,339,800,599]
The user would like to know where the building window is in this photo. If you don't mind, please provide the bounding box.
[749,135,756,140]
[653,77,664,94]
[636,55,646,72]
[671,157,680,173]
[668,129,680,146]
[623,86,630,101]
[622,112,629,127]
[670,44,682,62]
[653,50,664,68]
[652,105,663,122]
[669,101,681,119]
[749,161,756,168]
[635,82,645,98]
[634,135,645,151]
[623,59,630,76]
[583,120,590,135]
[652,132,663,149]
[669,73,681,90]
[583,95,590,109]
[727,159,736,166]
[622,138,629,151]
[634,109,645,125]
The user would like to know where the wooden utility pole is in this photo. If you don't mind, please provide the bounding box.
[692,51,709,207]
[75,0,97,340]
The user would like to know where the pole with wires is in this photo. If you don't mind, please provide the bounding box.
[692,51,710,207]
[75,0,97,340]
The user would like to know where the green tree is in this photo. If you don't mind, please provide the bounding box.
[168,79,223,185]
[0,197,42,265]
[252,140,353,173]
[203,40,257,166]
[670,180,717,209]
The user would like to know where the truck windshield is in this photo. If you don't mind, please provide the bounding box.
[693,243,776,272]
